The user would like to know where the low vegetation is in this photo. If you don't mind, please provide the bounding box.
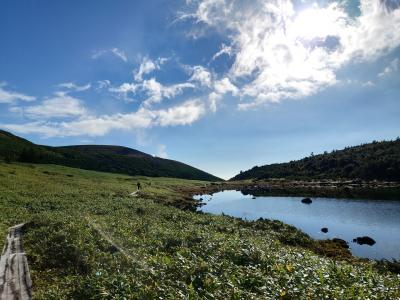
[0,161,399,299]
[232,139,400,181]
[0,130,221,181]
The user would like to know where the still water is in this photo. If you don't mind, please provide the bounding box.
[195,190,400,260]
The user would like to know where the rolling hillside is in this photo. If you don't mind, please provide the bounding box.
[232,139,400,181]
[0,130,221,181]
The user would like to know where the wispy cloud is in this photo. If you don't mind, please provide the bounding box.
[189,65,213,87]
[141,78,195,106]
[110,48,128,62]
[91,47,128,62]
[5,81,89,120]
[96,80,111,90]
[2,99,205,137]
[378,58,399,77]
[1,121,64,137]
[0,82,36,104]
[57,82,91,92]
[155,144,168,158]
[362,81,375,87]
[211,78,238,111]
[211,43,232,61]
[155,99,204,126]
[134,56,168,82]
[108,82,138,102]
[21,94,87,119]
[109,78,195,106]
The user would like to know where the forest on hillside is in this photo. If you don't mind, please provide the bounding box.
[232,139,400,181]
[0,130,220,181]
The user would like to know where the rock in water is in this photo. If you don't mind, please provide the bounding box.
[301,197,312,204]
[321,227,328,233]
[353,236,376,246]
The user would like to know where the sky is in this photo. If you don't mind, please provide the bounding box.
[0,0,399,179]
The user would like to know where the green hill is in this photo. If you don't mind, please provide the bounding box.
[232,139,400,181]
[0,130,221,181]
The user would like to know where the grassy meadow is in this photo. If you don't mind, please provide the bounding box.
[0,161,399,299]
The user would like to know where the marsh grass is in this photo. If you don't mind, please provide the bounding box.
[0,162,399,299]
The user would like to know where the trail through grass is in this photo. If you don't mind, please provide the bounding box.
[0,162,399,299]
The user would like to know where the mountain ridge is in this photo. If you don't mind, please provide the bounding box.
[0,129,222,181]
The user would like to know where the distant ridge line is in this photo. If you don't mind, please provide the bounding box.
[0,129,222,181]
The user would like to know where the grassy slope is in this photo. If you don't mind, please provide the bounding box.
[0,162,399,299]
[0,130,221,181]
[232,139,400,181]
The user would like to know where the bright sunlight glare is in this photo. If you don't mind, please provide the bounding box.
[289,5,346,39]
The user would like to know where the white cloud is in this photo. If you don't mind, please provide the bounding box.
[22,94,87,119]
[1,99,205,137]
[378,58,399,77]
[185,0,400,109]
[110,78,195,106]
[143,79,195,106]
[206,77,239,112]
[58,110,153,136]
[135,57,156,81]
[208,91,221,113]
[214,77,238,95]
[91,48,128,62]
[110,58,232,112]
[155,144,168,158]
[109,83,138,94]
[186,65,239,112]
[58,82,91,92]
[212,43,232,60]
[189,65,213,87]
[362,80,375,87]
[1,122,64,137]
[108,83,138,101]
[110,48,128,62]
[96,80,111,90]
[134,56,168,82]
[155,99,205,126]
[0,83,36,104]
[8,106,23,114]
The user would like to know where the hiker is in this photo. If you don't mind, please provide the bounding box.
[137,182,141,190]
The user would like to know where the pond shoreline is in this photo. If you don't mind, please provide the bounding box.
[189,185,400,273]
[169,179,400,271]
[186,179,400,203]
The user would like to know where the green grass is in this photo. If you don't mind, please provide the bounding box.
[0,162,399,299]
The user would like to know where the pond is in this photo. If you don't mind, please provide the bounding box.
[195,190,400,260]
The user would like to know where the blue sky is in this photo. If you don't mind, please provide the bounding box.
[0,0,399,179]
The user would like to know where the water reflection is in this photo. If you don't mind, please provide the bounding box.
[195,190,400,260]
